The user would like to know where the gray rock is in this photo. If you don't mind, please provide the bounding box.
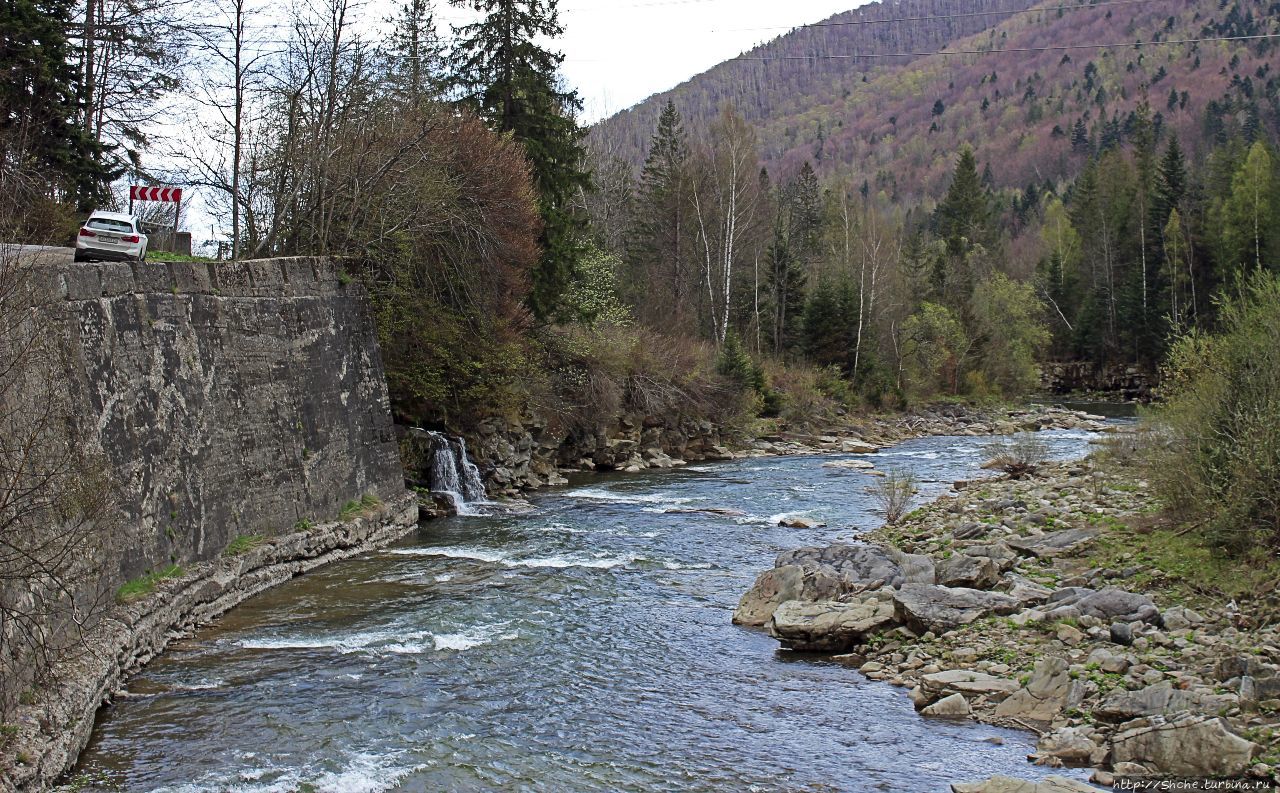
[892,584,1022,634]
[1036,727,1098,763]
[775,543,906,588]
[921,692,971,718]
[1006,528,1098,558]
[921,669,1020,698]
[1046,586,1160,624]
[1095,681,1236,722]
[1161,606,1204,630]
[951,776,1097,793]
[937,554,1000,589]
[733,565,805,626]
[766,597,896,652]
[1110,714,1259,777]
[1109,622,1134,646]
[884,547,936,585]
[1217,654,1276,681]
[995,657,1081,722]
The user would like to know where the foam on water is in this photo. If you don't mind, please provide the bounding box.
[159,750,424,793]
[236,623,516,656]
[386,545,647,570]
[563,488,695,506]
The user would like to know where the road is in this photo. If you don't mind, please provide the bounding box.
[2,244,74,264]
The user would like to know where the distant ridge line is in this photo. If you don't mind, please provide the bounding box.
[736,33,1279,61]
[719,0,1156,33]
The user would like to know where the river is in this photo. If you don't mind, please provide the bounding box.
[69,430,1103,792]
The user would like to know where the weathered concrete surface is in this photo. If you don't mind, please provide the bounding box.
[5,259,413,790]
[42,257,407,580]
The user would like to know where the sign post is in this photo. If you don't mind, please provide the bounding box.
[128,186,184,236]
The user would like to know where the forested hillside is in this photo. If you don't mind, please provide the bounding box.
[584,0,1280,406]
[593,0,1280,199]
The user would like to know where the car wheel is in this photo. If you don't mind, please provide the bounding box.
[73,251,86,262]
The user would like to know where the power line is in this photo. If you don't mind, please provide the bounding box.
[734,33,1279,62]
[714,0,1163,34]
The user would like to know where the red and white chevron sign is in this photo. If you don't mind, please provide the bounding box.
[129,185,183,202]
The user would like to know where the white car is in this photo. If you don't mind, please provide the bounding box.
[75,211,148,262]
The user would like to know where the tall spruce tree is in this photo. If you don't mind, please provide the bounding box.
[0,0,111,208]
[628,100,689,323]
[449,0,591,320]
[386,0,446,101]
[933,147,992,308]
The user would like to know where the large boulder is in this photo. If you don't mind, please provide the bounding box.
[775,543,907,587]
[1045,586,1160,624]
[736,543,916,626]
[1109,714,1258,777]
[892,584,1021,634]
[884,547,937,585]
[1006,528,1098,558]
[936,555,1001,589]
[951,776,1098,793]
[766,596,896,652]
[921,669,1020,699]
[921,692,971,718]
[1035,727,1099,764]
[995,657,1082,723]
[1094,682,1236,722]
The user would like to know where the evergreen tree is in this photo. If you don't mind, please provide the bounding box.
[766,224,806,355]
[627,100,689,324]
[449,0,592,320]
[386,0,447,100]
[0,0,111,207]
[933,147,992,308]
[1154,134,1188,225]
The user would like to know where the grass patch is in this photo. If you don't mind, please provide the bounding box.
[116,564,183,602]
[339,493,383,521]
[224,534,264,556]
[146,251,215,263]
[1085,511,1280,608]
[294,518,315,531]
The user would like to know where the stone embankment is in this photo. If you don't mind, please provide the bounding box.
[7,496,417,791]
[455,403,1111,497]
[737,450,1280,789]
[4,258,415,791]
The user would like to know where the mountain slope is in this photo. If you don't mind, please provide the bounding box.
[591,0,1280,199]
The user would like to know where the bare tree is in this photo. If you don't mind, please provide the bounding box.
[184,0,270,259]
[690,107,761,346]
[0,248,116,721]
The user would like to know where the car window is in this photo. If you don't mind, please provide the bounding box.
[86,218,134,233]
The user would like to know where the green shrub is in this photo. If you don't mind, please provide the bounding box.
[1153,271,1280,552]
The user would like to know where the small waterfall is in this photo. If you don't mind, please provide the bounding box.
[422,430,488,515]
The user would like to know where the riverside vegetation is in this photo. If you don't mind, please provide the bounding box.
[736,277,1280,787]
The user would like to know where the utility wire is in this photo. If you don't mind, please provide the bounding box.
[735,33,1279,62]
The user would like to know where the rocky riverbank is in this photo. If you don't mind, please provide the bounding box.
[736,440,1280,790]
[445,403,1114,499]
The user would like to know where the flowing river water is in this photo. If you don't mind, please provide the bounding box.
[70,430,1106,792]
